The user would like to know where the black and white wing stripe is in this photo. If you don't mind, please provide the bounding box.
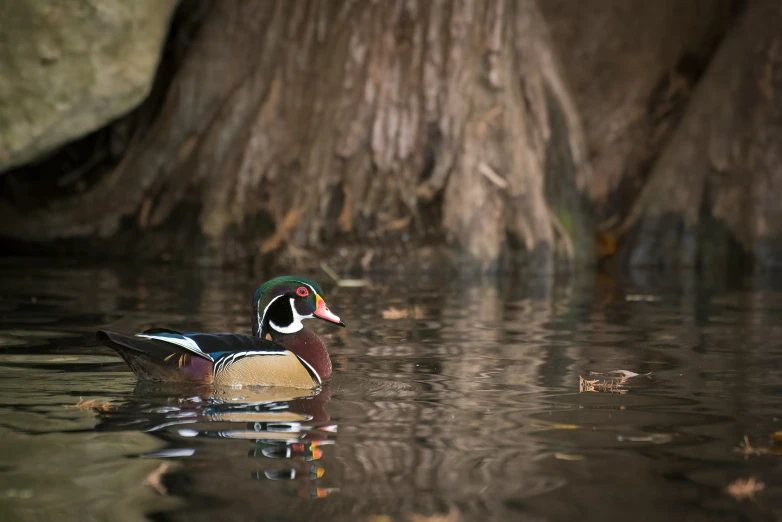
[133,331,289,364]
[135,331,213,361]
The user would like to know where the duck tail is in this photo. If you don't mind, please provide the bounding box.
[97,331,213,383]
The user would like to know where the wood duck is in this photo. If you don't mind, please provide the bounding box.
[97,276,344,388]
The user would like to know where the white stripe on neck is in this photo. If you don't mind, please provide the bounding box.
[260,294,285,335]
[269,298,312,334]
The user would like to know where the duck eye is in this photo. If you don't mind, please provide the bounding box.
[296,286,309,297]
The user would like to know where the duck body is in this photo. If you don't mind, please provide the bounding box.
[97,329,327,388]
[97,276,343,389]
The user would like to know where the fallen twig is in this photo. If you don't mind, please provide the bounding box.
[733,435,770,459]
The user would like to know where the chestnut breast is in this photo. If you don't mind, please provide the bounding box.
[275,328,333,381]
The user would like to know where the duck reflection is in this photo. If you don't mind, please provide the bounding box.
[95,382,337,501]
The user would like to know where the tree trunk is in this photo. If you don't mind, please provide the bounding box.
[540,0,735,227]
[620,0,782,270]
[0,0,592,272]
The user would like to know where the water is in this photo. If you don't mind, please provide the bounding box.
[1,258,782,521]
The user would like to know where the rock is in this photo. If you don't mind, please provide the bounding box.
[0,0,179,173]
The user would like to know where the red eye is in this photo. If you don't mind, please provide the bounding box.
[296,286,309,297]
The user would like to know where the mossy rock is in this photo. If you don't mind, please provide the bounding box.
[0,0,179,173]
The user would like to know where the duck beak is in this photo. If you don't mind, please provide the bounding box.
[313,295,345,327]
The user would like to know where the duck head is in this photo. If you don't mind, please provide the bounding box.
[252,276,345,340]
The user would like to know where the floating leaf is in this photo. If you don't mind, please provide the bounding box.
[320,261,370,287]
[144,462,171,496]
[579,375,627,394]
[580,369,649,393]
[530,423,581,430]
[734,435,770,459]
[625,294,661,302]
[725,477,764,501]
[600,370,642,378]
[68,398,114,412]
[337,279,370,287]
[617,434,671,444]
[382,306,426,320]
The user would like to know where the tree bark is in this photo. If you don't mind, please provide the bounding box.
[540,0,735,226]
[620,0,782,270]
[0,0,592,272]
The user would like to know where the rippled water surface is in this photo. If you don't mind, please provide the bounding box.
[2,259,782,521]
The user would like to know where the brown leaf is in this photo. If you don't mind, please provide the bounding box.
[69,398,113,412]
[320,261,370,287]
[386,216,411,231]
[725,477,764,501]
[382,306,426,320]
[595,230,617,259]
[144,462,171,496]
[382,307,407,319]
[530,422,581,431]
[733,435,769,459]
[625,294,662,302]
[579,375,628,394]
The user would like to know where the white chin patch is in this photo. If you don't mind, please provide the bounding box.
[269,298,311,334]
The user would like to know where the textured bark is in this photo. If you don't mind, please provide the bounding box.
[540,0,735,225]
[621,0,782,269]
[0,0,592,271]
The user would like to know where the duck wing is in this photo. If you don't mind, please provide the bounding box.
[97,330,318,388]
[97,329,216,383]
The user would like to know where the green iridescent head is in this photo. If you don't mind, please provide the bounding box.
[252,276,344,338]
